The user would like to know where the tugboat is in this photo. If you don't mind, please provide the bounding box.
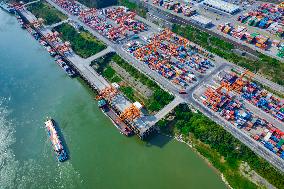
[98,99,109,112]
[44,118,68,162]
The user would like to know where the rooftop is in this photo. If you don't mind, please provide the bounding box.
[191,14,212,25]
[203,0,240,14]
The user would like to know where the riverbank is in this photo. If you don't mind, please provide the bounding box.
[157,103,284,189]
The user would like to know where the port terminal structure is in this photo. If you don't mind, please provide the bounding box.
[16,6,180,139]
[14,0,284,172]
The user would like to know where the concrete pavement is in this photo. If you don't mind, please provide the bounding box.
[84,46,114,64]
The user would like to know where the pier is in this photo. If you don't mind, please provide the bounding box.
[17,8,162,139]
[84,46,114,64]
[45,18,70,29]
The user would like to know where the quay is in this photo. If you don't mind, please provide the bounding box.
[16,8,156,139]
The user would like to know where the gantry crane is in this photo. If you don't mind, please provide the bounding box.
[96,86,118,101]
[31,18,44,28]
[231,70,254,93]
[118,104,141,122]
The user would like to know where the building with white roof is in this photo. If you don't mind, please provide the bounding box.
[202,0,240,14]
[190,14,212,28]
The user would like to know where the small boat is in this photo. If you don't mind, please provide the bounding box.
[44,118,68,162]
[0,1,15,13]
[46,46,57,57]
[55,58,76,77]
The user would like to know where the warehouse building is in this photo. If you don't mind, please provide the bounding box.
[202,0,240,15]
[190,14,212,28]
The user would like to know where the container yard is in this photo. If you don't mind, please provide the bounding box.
[220,71,284,122]
[198,82,284,160]
[237,3,284,38]
[152,0,196,17]
[51,0,147,42]
[218,23,270,50]
[125,29,214,87]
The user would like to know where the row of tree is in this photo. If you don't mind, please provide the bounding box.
[54,23,106,58]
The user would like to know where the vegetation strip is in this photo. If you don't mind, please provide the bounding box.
[27,1,67,25]
[54,23,106,58]
[172,24,284,86]
[92,53,174,113]
[157,104,284,189]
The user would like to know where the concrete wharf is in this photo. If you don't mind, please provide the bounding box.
[18,8,157,139]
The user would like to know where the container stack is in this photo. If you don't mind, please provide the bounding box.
[125,29,214,87]
[221,72,284,122]
[51,0,147,42]
[200,83,284,159]
[153,0,196,17]
[237,2,284,37]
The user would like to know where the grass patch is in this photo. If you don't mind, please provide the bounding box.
[172,24,284,86]
[54,23,106,58]
[120,86,135,101]
[27,1,67,25]
[112,54,174,112]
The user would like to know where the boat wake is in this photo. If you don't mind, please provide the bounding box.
[0,98,83,188]
[0,99,18,189]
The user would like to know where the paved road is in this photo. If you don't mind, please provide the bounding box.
[84,46,114,64]
[151,96,184,125]
[45,18,70,30]
[46,0,284,172]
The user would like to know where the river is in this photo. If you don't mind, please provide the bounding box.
[0,10,226,189]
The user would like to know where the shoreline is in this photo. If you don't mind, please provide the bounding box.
[162,132,234,189]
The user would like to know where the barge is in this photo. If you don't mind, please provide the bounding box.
[44,118,68,162]
[98,99,133,136]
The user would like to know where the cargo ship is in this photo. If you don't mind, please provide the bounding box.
[0,1,15,13]
[44,118,68,162]
[97,99,133,136]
